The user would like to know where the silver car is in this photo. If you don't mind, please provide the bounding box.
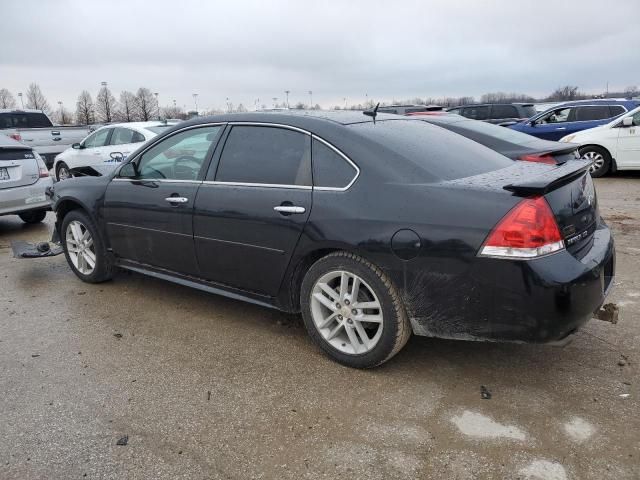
[0,134,53,223]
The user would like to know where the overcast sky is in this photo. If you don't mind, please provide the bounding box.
[2,0,639,112]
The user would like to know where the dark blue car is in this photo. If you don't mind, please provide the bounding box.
[509,99,639,141]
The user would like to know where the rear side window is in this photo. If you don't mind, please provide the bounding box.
[574,106,611,121]
[110,128,141,145]
[447,108,462,115]
[349,120,513,181]
[462,106,489,120]
[490,105,518,119]
[216,126,311,186]
[609,105,625,117]
[312,139,357,189]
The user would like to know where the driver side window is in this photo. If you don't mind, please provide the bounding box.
[134,126,222,181]
[83,128,111,149]
[539,107,572,124]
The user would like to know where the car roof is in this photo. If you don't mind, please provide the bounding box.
[553,99,638,107]
[0,108,48,115]
[449,103,534,108]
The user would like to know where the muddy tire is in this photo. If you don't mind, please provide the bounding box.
[300,251,411,368]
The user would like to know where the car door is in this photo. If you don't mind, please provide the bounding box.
[526,106,574,140]
[193,124,312,296]
[616,110,640,168]
[70,128,112,168]
[108,127,146,164]
[567,105,615,137]
[103,124,224,275]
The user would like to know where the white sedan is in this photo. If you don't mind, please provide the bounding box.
[53,121,178,181]
[560,106,640,177]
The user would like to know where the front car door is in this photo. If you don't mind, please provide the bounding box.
[193,124,312,296]
[528,106,574,140]
[616,110,640,168]
[103,124,224,275]
[71,128,113,168]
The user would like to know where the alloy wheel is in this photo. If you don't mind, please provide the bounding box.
[66,220,96,275]
[581,151,605,173]
[310,270,384,355]
[58,165,71,181]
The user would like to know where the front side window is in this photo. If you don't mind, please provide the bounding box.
[538,107,571,124]
[83,128,111,148]
[312,139,357,189]
[134,126,222,181]
[574,105,611,121]
[631,111,640,126]
[490,105,518,119]
[215,126,311,186]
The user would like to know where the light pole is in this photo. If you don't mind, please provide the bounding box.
[284,90,290,108]
[226,97,230,113]
[18,92,24,108]
[254,98,260,111]
[154,92,160,119]
[58,101,63,123]
[192,93,198,114]
[343,97,347,109]
[308,90,312,109]
[272,97,278,108]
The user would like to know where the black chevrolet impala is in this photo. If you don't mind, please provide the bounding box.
[47,111,614,368]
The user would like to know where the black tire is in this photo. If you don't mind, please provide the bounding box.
[18,210,47,224]
[579,146,611,178]
[300,251,411,368]
[56,162,72,182]
[61,209,114,283]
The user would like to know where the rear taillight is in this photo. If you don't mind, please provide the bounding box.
[35,154,49,178]
[9,133,22,142]
[479,196,564,259]
[519,154,556,165]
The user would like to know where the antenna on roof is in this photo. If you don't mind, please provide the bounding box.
[363,103,380,124]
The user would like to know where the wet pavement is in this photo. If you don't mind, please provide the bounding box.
[0,174,638,479]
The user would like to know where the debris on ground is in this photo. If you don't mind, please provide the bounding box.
[594,303,619,324]
[31,354,40,358]
[481,385,492,400]
[116,435,128,446]
[207,390,211,401]
[113,333,123,339]
[618,355,629,367]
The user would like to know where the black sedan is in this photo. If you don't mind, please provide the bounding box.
[46,111,614,368]
[408,113,579,164]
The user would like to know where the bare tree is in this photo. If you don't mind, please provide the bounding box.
[53,106,73,125]
[96,85,117,123]
[0,88,17,108]
[25,83,50,113]
[135,87,157,121]
[624,85,639,97]
[547,85,583,102]
[236,103,247,113]
[161,105,187,120]
[75,90,95,125]
[116,90,137,122]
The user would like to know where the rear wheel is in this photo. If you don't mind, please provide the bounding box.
[19,210,47,224]
[61,210,114,283]
[579,146,611,178]
[56,162,72,181]
[300,251,411,368]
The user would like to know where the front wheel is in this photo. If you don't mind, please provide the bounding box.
[300,252,411,368]
[56,162,72,181]
[579,146,611,178]
[61,210,114,283]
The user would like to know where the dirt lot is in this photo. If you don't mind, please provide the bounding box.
[0,174,638,480]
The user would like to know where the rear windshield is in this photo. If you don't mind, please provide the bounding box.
[522,105,536,118]
[349,120,513,181]
[0,112,53,129]
[146,126,173,134]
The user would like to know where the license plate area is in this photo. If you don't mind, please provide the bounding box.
[0,167,10,180]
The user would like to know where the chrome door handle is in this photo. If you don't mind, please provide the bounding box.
[165,196,189,204]
[274,205,306,214]
[556,127,566,130]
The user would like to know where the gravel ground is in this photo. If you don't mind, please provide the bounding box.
[0,174,638,480]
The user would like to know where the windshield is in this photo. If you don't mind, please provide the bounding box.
[349,120,513,181]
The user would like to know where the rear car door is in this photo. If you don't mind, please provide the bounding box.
[193,124,312,296]
[567,105,615,136]
[462,106,490,122]
[103,125,224,275]
[616,110,640,168]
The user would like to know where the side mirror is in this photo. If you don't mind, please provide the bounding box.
[622,117,633,127]
[72,143,82,149]
[119,162,137,178]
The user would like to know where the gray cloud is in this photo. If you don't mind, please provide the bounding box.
[2,0,639,111]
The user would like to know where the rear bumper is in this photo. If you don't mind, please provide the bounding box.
[0,177,53,215]
[406,224,615,343]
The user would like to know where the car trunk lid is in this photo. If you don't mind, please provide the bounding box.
[0,147,40,190]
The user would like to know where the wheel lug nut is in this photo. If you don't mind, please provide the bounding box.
[347,319,353,324]
[344,299,350,305]
[352,309,357,315]
[338,315,343,320]
[336,303,341,308]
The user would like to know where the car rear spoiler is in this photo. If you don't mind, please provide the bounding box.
[503,160,591,195]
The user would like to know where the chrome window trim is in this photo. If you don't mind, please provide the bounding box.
[532,104,629,123]
[201,180,312,190]
[227,121,311,136]
[112,178,202,184]
[311,134,360,192]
